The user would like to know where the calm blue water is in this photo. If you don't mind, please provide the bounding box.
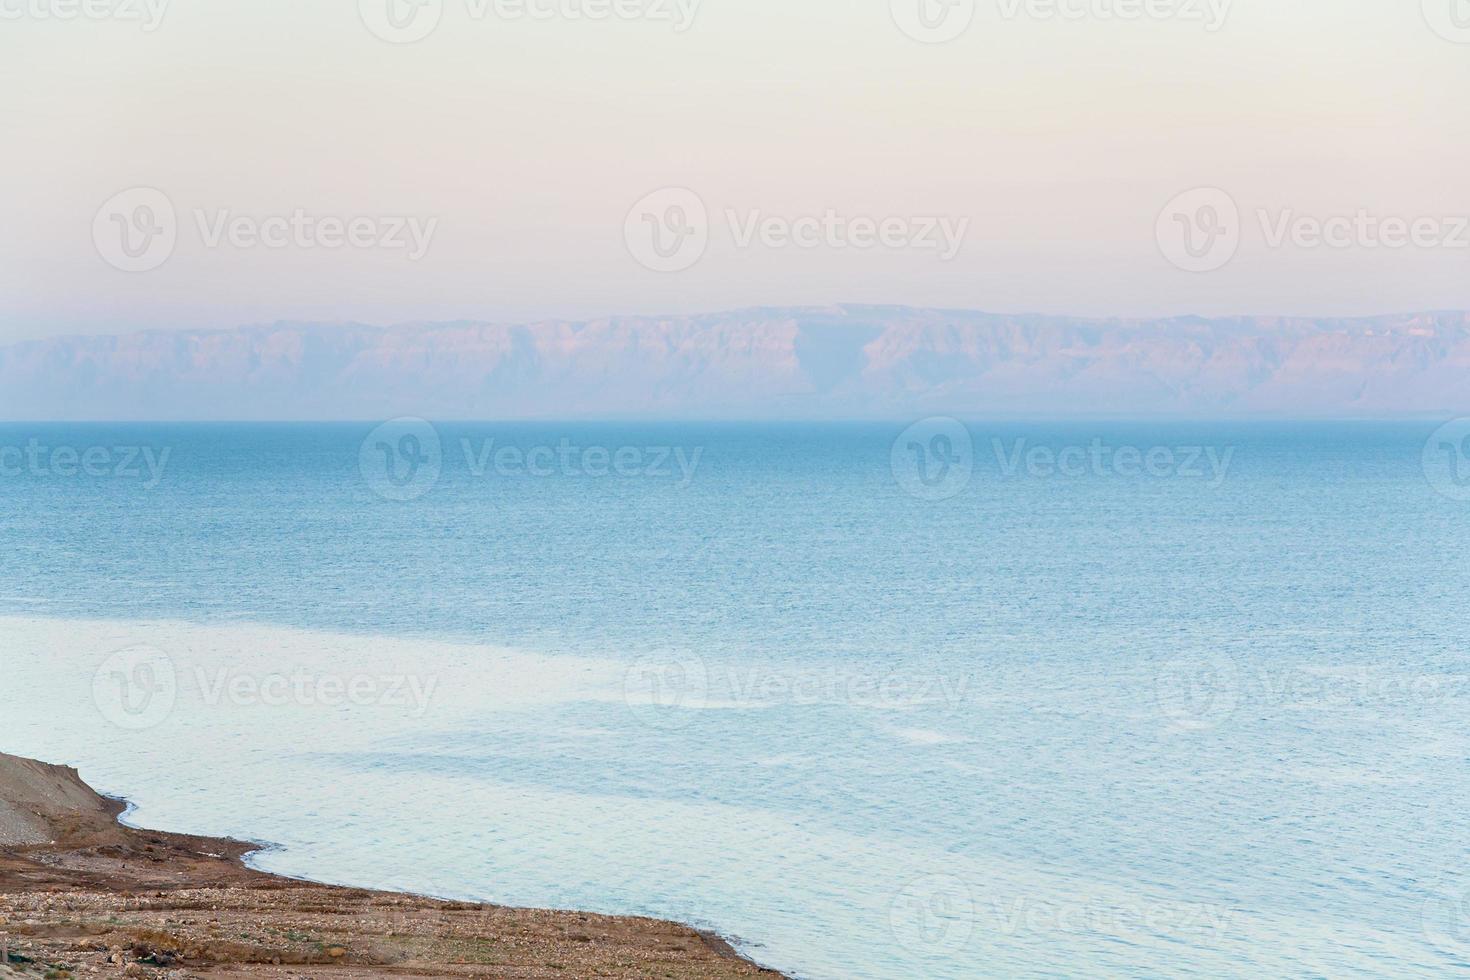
[3,421,1470,978]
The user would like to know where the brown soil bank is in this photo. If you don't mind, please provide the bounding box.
[0,753,784,979]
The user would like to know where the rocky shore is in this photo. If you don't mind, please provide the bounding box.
[0,753,782,979]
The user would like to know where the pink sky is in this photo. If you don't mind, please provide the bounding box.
[2,0,1468,342]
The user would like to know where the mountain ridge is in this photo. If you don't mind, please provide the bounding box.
[7,305,1469,420]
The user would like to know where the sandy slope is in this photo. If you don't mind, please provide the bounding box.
[0,752,782,979]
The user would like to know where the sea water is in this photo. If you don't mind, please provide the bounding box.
[2,421,1469,978]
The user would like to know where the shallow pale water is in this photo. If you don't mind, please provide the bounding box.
[3,421,1470,978]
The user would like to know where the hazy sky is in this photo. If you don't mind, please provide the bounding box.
[2,0,1468,342]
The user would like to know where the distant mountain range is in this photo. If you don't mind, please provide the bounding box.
[6,306,1469,420]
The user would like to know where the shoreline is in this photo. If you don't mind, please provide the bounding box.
[226,836,769,973]
[133,799,774,972]
[0,751,787,979]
